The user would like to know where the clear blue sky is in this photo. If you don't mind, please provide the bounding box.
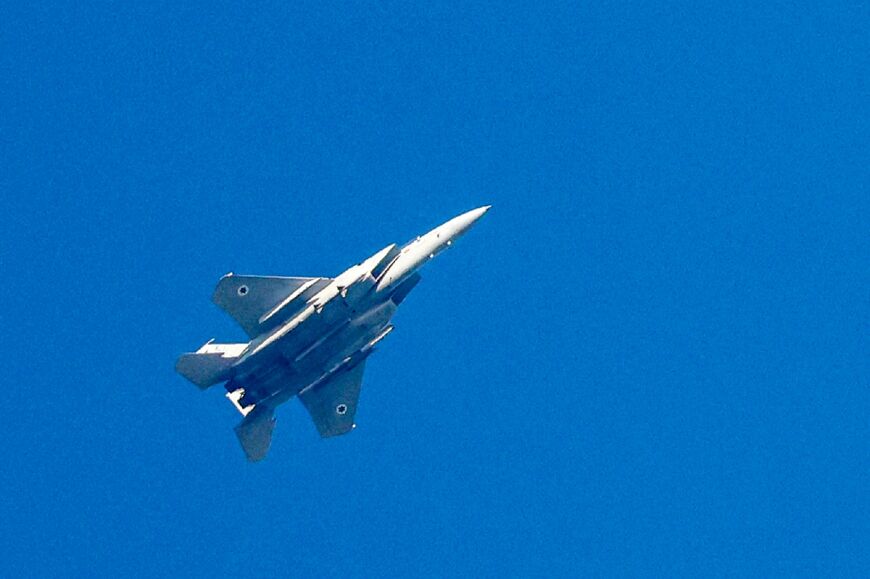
[1,2,867,577]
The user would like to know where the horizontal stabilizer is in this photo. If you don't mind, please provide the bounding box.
[234,406,276,462]
[175,341,245,389]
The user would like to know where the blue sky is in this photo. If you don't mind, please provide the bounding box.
[1,2,867,576]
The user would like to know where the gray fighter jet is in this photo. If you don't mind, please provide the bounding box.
[176,206,490,461]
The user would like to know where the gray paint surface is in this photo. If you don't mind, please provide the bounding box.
[176,206,490,461]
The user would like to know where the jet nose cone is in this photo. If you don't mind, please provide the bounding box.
[462,204,491,225]
[438,205,491,241]
[456,205,490,232]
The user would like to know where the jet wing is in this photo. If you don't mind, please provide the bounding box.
[298,361,367,437]
[212,274,332,338]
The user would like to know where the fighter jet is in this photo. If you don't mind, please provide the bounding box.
[176,206,490,461]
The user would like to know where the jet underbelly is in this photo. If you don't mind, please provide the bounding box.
[288,299,397,376]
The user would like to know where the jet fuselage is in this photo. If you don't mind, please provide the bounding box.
[175,205,490,460]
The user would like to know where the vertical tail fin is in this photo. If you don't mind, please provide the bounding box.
[234,406,276,462]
